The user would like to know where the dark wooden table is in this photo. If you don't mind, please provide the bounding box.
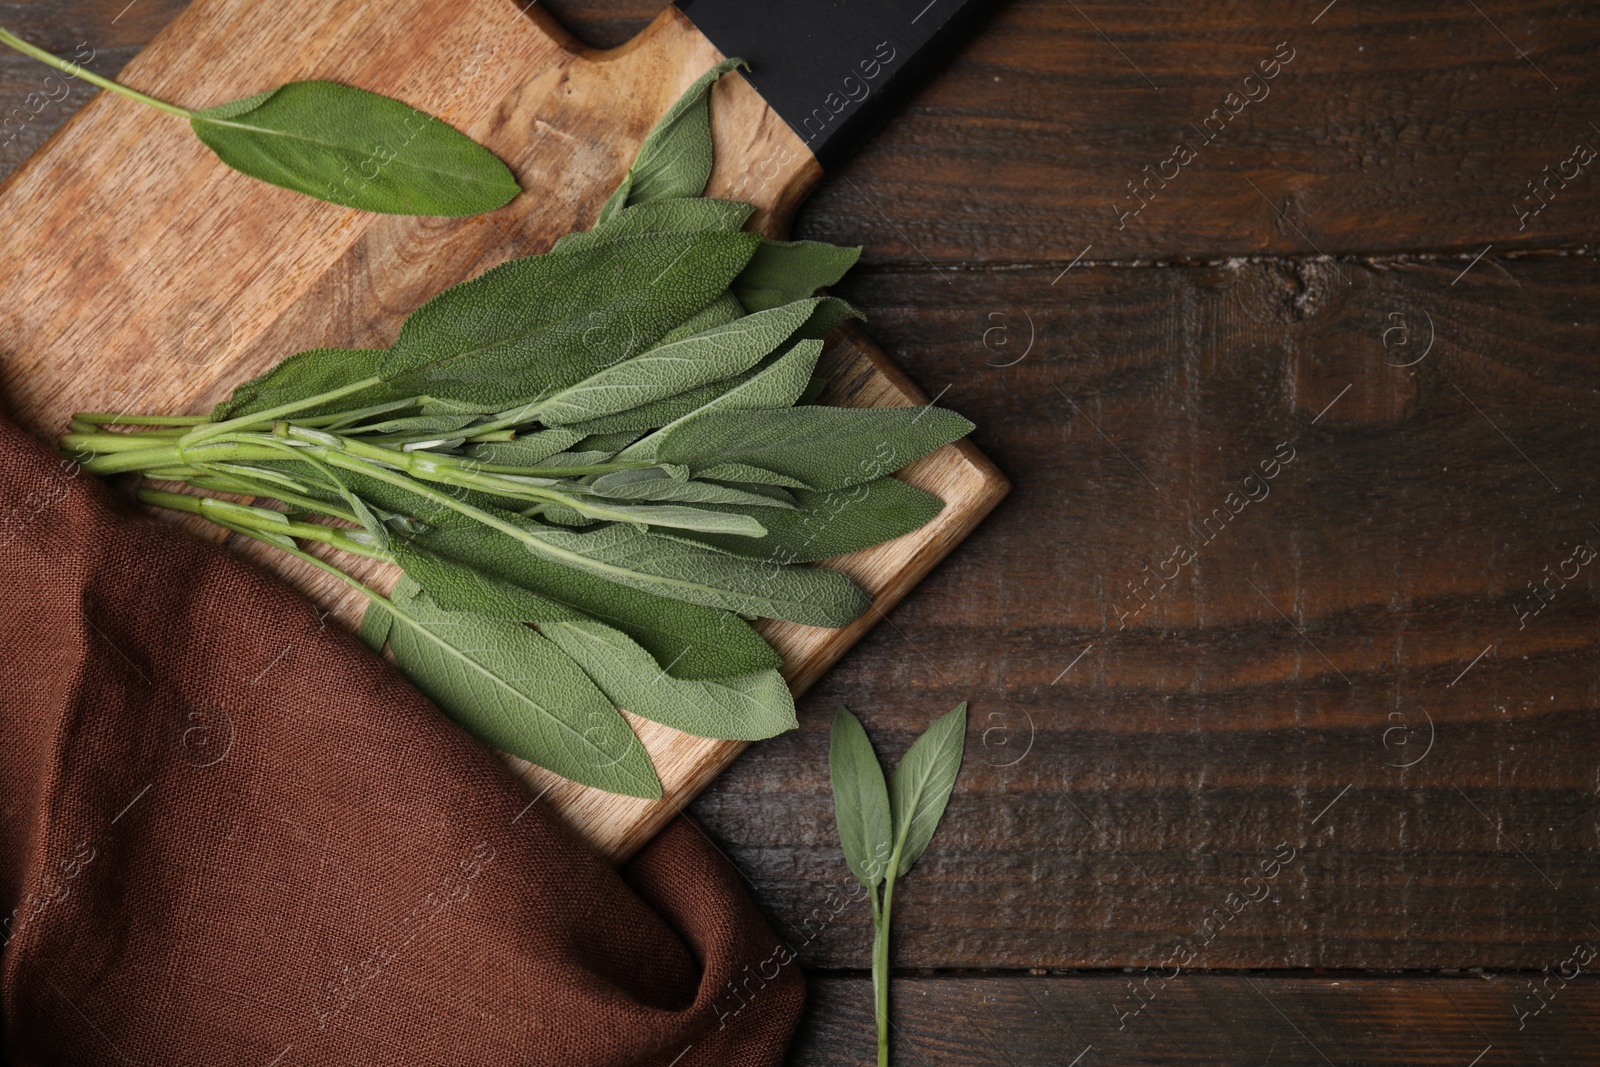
[7,1,1599,1063]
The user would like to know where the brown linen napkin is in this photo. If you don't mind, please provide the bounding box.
[0,405,803,1065]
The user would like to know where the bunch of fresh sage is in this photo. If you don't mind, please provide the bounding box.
[831,703,968,1067]
[60,61,974,800]
[0,25,519,215]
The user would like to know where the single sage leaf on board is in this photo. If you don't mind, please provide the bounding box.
[556,198,754,256]
[734,238,863,312]
[537,299,823,426]
[669,476,945,563]
[656,406,975,491]
[831,706,895,889]
[543,618,798,741]
[618,340,825,461]
[383,588,660,798]
[381,230,762,409]
[192,81,520,217]
[212,348,398,420]
[395,542,584,626]
[889,701,968,875]
[598,58,748,222]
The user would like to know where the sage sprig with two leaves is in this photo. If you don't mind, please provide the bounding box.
[0,25,519,216]
[830,703,969,1067]
[59,61,976,799]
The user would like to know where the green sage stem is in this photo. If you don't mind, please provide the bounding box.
[302,432,681,525]
[0,27,195,119]
[138,488,387,561]
[181,469,363,526]
[873,859,900,1067]
[199,508,396,608]
[78,441,292,475]
[177,375,385,447]
[71,429,650,483]
[60,431,183,454]
[74,413,210,427]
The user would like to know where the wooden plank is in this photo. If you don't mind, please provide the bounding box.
[689,255,1600,970]
[0,0,1006,863]
[791,975,1600,1066]
[13,1,1600,263]
[801,0,1600,263]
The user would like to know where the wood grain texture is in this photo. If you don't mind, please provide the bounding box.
[802,0,1600,264]
[694,256,1600,970]
[533,0,1600,264]
[0,0,1006,863]
[791,975,1600,1065]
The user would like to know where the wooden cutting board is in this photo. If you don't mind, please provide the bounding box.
[0,0,1008,862]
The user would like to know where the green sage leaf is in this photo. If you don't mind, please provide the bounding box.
[734,238,862,312]
[589,467,794,509]
[578,500,768,538]
[537,298,823,426]
[572,430,640,455]
[618,339,824,461]
[532,449,618,470]
[469,429,584,467]
[417,397,501,417]
[516,521,870,626]
[211,348,398,420]
[889,701,968,875]
[343,413,480,437]
[598,58,747,222]
[561,378,736,437]
[695,463,808,488]
[395,542,582,625]
[557,198,753,255]
[792,295,865,342]
[360,599,396,654]
[539,505,594,527]
[412,522,781,680]
[381,230,762,409]
[383,588,660,797]
[796,375,829,406]
[192,81,520,217]
[655,292,746,344]
[830,706,894,889]
[554,297,852,441]
[655,406,974,491]
[669,476,945,562]
[543,618,797,741]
